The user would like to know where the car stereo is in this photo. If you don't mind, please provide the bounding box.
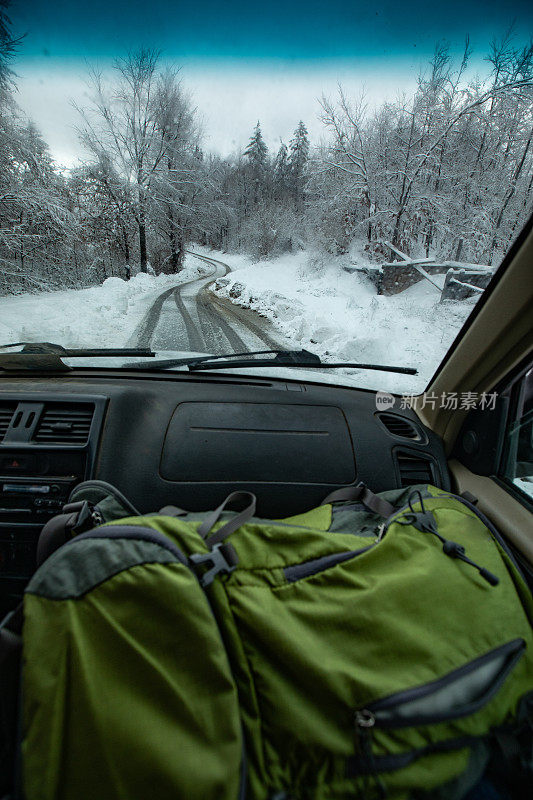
[0,474,79,526]
[0,394,107,612]
[0,466,83,585]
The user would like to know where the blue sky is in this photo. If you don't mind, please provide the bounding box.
[8,0,533,164]
[12,0,533,61]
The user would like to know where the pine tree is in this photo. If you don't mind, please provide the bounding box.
[244,121,268,169]
[273,141,289,201]
[289,121,310,173]
[288,121,309,211]
[243,121,269,207]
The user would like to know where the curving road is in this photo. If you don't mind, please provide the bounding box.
[129,252,283,353]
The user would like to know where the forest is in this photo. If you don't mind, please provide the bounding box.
[0,0,532,295]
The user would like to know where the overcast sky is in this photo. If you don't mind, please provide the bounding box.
[8,0,533,167]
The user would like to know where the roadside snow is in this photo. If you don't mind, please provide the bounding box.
[514,478,533,499]
[0,260,202,350]
[0,247,480,395]
[212,250,477,394]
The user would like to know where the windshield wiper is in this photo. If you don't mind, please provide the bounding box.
[0,342,155,357]
[0,342,155,372]
[0,343,417,376]
[127,349,417,375]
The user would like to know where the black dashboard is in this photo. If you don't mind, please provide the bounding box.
[0,370,449,610]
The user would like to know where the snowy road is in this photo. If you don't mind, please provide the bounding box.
[129,252,283,353]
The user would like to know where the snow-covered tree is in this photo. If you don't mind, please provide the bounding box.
[288,121,310,211]
[310,38,533,262]
[148,71,206,272]
[69,155,136,280]
[0,0,19,95]
[273,142,290,201]
[242,121,269,209]
[244,121,268,169]
[2,26,532,295]
[78,50,203,274]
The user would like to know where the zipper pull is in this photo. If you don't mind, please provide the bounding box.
[375,523,386,543]
[442,540,499,586]
[354,711,386,799]
[71,501,104,534]
[355,709,375,736]
[403,492,499,588]
[89,505,104,525]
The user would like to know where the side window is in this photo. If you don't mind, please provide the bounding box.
[500,367,533,501]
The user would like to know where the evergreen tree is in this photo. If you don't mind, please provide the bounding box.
[244,121,268,169]
[288,121,309,211]
[243,121,269,207]
[273,142,290,201]
[289,121,310,173]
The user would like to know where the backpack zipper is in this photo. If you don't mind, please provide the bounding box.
[353,710,386,799]
[352,639,525,782]
[441,492,526,577]
[284,545,373,582]
[375,490,500,586]
[287,490,504,583]
[381,489,523,577]
[374,522,386,543]
[354,638,525,731]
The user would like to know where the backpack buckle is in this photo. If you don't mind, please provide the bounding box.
[70,501,104,534]
[189,543,238,587]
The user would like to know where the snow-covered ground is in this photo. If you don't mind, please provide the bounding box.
[0,247,479,395]
[514,478,533,500]
[211,249,477,394]
[0,260,203,350]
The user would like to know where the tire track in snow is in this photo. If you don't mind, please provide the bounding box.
[207,291,281,350]
[130,286,177,348]
[196,288,247,351]
[131,251,284,353]
[173,288,204,352]
[189,250,281,350]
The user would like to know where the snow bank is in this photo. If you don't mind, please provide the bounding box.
[212,249,477,394]
[0,261,202,350]
[514,478,533,500]
[0,245,479,396]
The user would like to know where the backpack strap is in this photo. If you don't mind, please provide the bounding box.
[190,493,256,587]
[68,480,140,516]
[321,484,396,519]
[35,481,141,569]
[35,511,75,568]
[35,502,103,568]
[198,491,257,546]
[157,505,188,517]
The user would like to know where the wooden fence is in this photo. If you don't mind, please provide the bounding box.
[346,242,494,300]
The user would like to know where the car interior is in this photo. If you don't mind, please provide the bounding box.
[1,216,532,618]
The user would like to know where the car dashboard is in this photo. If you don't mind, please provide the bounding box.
[0,370,450,612]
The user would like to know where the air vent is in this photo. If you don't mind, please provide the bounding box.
[396,451,435,487]
[379,413,421,440]
[33,403,94,445]
[0,403,17,442]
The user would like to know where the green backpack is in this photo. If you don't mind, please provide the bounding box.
[16,483,533,799]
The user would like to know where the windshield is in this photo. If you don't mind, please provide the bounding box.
[1,1,532,392]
